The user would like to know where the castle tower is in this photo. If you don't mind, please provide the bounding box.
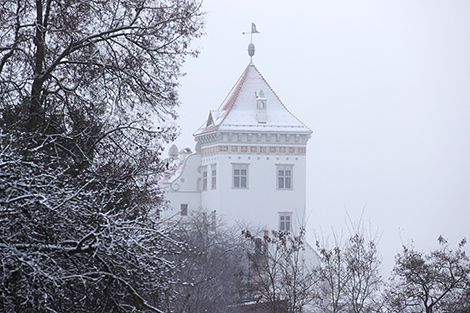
[161,45,312,233]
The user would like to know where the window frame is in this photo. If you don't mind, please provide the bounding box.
[211,164,217,190]
[276,164,293,190]
[232,163,249,189]
[279,212,293,232]
[202,165,208,191]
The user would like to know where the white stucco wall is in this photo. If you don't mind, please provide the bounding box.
[161,153,201,218]
[199,143,308,233]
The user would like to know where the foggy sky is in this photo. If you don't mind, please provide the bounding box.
[171,0,470,274]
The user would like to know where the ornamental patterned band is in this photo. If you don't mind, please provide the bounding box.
[201,145,306,156]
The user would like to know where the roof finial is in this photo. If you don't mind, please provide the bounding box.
[242,23,260,64]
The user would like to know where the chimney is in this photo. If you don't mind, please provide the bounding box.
[256,89,267,123]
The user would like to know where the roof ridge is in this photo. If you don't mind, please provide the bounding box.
[252,66,312,132]
[220,65,251,111]
[214,65,251,129]
[193,65,252,136]
[194,64,252,136]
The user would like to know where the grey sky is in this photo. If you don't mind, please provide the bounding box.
[172,0,470,274]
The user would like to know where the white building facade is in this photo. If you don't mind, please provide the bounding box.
[162,59,312,233]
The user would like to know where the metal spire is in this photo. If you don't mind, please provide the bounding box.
[242,23,260,64]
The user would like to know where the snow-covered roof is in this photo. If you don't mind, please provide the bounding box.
[194,64,312,136]
[159,157,186,185]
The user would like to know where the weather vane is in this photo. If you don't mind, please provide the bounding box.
[243,23,260,62]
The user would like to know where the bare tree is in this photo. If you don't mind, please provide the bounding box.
[345,233,383,313]
[0,1,203,312]
[1,0,203,133]
[244,228,317,313]
[315,240,349,313]
[280,229,317,313]
[0,134,187,312]
[172,211,246,313]
[440,286,470,313]
[386,236,470,313]
[314,221,382,313]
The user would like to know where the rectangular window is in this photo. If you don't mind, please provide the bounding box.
[181,204,188,216]
[233,164,249,189]
[202,165,208,191]
[277,164,293,190]
[211,164,217,190]
[279,213,292,232]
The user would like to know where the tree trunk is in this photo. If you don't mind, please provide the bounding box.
[29,0,46,130]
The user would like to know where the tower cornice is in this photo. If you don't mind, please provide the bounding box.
[195,130,311,147]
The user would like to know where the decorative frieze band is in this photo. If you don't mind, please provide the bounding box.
[195,132,311,145]
[201,145,306,156]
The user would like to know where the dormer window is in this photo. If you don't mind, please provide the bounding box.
[206,110,221,127]
[206,114,214,127]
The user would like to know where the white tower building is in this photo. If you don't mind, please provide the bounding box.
[161,45,312,233]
